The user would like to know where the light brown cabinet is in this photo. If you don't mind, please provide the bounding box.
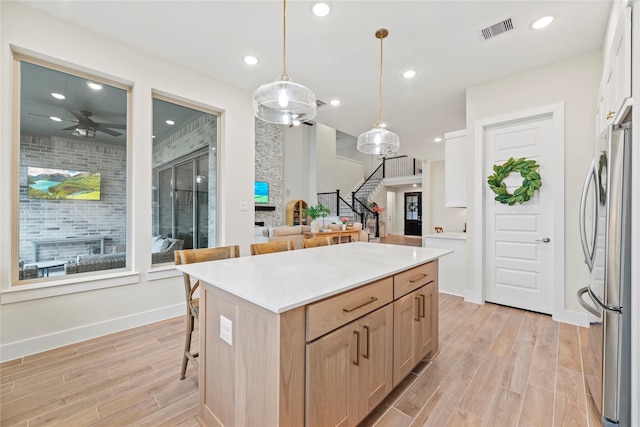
[393,281,437,386]
[306,304,393,427]
[286,199,308,226]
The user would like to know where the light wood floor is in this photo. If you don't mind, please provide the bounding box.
[378,235,423,247]
[1,294,599,427]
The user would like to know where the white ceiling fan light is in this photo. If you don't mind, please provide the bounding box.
[532,16,554,30]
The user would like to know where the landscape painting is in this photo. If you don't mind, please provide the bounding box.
[28,167,101,200]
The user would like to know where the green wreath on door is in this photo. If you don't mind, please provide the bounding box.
[487,157,541,205]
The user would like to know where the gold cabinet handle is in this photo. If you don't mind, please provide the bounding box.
[606,110,615,120]
[363,326,370,359]
[353,330,360,366]
[409,273,427,283]
[343,296,378,313]
[414,297,420,321]
[419,294,426,318]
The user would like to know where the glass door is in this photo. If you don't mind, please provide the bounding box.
[404,192,422,236]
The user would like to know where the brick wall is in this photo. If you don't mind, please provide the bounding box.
[19,135,126,263]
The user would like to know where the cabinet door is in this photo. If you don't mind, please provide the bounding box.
[393,291,419,386]
[306,321,359,427]
[602,7,631,126]
[358,305,393,423]
[414,281,438,361]
[444,130,467,208]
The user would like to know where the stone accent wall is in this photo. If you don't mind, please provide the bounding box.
[19,135,126,264]
[255,118,284,226]
[152,115,217,249]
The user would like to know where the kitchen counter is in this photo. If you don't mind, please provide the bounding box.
[176,241,451,313]
[176,242,451,426]
[424,231,467,240]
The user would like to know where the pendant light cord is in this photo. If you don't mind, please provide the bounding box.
[377,33,384,125]
[281,0,289,81]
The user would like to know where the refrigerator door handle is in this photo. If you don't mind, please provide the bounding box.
[587,286,622,314]
[577,286,601,318]
[579,160,599,271]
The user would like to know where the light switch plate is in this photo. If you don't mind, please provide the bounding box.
[220,315,232,345]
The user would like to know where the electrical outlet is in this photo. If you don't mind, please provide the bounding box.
[220,315,232,345]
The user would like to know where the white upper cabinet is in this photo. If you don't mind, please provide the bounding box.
[598,6,632,134]
[444,130,467,208]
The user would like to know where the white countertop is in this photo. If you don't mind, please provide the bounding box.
[424,232,467,240]
[176,242,451,314]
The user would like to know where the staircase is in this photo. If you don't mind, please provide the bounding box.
[317,155,421,237]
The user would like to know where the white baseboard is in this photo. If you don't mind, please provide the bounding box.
[553,309,589,327]
[0,303,184,362]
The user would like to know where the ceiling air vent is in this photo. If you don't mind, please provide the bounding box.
[479,18,515,41]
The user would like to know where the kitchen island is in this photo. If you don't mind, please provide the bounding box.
[176,242,451,427]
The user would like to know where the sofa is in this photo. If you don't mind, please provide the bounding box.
[64,238,184,274]
[255,222,368,249]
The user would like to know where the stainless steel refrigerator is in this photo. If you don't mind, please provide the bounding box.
[578,123,632,427]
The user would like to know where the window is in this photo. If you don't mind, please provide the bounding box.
[17,59,129,281]
[151,97,218,264]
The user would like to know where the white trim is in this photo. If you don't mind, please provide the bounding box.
[147,265,182,281]
[471,103,565,319]
[0,303,184,362]
[552,309,589,328]
[1,272,140,304]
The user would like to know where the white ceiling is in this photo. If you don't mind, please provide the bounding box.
[19,0,612,158]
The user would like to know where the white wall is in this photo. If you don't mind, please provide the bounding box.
[283,125,311,217]
[314,123,364,195]
[0,2,255,361]
[465,51,601,318]
[428,160,467,234]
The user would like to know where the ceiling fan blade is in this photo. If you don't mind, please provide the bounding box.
[61,124,80,130]
[94,122,126,129]
[67,109,86,121]
[96,126,122,137]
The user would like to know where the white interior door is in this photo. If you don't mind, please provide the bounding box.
[485,114,555,314]
[386,191,394,236]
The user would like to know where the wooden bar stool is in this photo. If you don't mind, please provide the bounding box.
[249,240,295,255]
[303,236,331,248]
[175,245,240,380]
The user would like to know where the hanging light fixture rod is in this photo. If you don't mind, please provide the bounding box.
[253,0,316,125]
[375,28,388,126]
[357,28,400,155]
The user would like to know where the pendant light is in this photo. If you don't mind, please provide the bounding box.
[357,28,400,155]
[253,0,316,125]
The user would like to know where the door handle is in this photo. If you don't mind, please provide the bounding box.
[535,237,550,243]
[577,287,601,318]
[579,160,599,271]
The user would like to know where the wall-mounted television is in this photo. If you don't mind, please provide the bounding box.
[255,181,269,204]
[27,167,101,200]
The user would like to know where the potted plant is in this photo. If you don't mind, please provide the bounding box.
[303,203,331,232]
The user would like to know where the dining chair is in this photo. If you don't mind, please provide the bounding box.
[303,236,331,248]
[250,240,295,255]
[175,245,240,380]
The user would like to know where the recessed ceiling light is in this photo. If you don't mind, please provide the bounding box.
[166,120,175,125]
[86,82,103,90]
[402,70,417,79]
[49,116,62,122]
[532,16,554,30]
[379,123,387,128]
[244,55,258,65]
[292,120,301,126]
[312,2,330,17]
[51,92,65,100]
[434,137,443,143]
[330,99,341,106]
[413,184,417,187]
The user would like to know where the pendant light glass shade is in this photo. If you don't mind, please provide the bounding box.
[358,28,400,155]
[253,78,316,125]
[357,125,400,155]
[253,0,316,125]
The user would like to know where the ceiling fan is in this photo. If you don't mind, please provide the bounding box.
[30,109,126,138]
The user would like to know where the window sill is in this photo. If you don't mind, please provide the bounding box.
[2,271,141,304]
[147,265,182,282]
